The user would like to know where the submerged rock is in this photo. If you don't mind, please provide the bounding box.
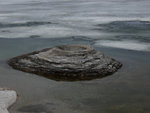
[0,88,17,113]
[8,45,122,81]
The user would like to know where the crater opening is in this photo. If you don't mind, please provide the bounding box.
[57,45,90,52]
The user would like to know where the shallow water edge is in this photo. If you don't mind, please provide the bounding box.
[0,38,150,113]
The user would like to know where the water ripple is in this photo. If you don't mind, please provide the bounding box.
[0,21,53,28]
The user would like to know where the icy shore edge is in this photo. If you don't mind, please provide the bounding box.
[0,87,17,113]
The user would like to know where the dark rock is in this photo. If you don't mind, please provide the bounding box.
[8,45,122,81]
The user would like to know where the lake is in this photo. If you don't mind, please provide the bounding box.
[0,0,150,113]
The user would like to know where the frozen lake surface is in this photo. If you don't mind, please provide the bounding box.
[0,0,150,51]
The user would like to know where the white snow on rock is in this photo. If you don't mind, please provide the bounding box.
[0,88,17,113]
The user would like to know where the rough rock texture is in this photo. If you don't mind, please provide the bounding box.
[0,88,17,113]
[8,45,122,81]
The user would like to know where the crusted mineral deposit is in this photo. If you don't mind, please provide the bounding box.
[8,45,122,81]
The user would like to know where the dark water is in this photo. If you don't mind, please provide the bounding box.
[0,0,150,113]
[0,38,150,113]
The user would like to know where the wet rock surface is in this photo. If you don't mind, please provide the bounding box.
[8,45,122,81]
